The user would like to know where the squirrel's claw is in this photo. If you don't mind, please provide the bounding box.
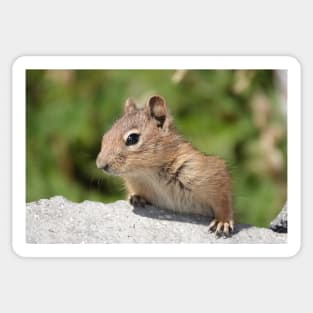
[208,219,234,238]
[129,194,150,208]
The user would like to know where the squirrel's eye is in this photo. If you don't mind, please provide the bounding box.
[125,133,140,146]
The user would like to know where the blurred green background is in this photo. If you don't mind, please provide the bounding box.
[26,69,287,227]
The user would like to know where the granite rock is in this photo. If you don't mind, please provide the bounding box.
[269,204,288,233]
[26,196,287,244]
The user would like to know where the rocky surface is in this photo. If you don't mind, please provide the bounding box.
[269,204,288,233]
[26,196,287,244]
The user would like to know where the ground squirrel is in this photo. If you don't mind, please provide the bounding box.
[96,95,234,236]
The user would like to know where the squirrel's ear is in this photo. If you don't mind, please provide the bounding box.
[124,97,137,114]
[146,95,169,128]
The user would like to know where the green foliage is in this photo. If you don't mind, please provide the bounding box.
[26,69,287,227]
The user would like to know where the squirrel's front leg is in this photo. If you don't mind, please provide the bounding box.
[124,178,151,208]
[207,194,234,237]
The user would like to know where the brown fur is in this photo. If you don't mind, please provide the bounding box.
[96,95,234,236]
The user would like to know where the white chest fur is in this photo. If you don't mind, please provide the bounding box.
[127,170,212,216]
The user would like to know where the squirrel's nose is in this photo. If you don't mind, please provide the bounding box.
[96,155,109,171]
[96,160,109,171]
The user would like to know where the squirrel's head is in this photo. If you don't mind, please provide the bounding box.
[96,95,177,176]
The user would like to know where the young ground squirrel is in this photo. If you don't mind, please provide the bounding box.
[96,95,234,236]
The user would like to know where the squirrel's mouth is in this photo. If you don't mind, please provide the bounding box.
[98,164,112,175]
[102,166,113,175]
[101,164,110,172]
[101,166,122,177]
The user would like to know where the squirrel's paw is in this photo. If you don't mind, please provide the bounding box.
[129,195,150,208]
[208,219,234,238]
